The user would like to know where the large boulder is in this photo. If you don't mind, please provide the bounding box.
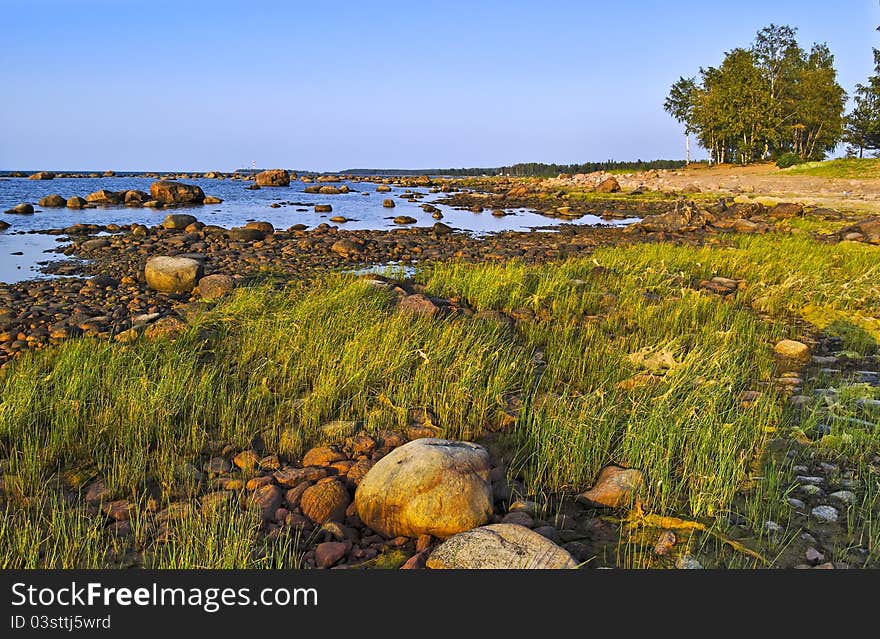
[197,274,235,300]
[124,190,150,206]
[85,189,125,205]
[28,171,55,180]
[144,256,203,294]
[149,181,206,205]
[39,194,66,207]
[254,169,290,187]
[354,438,493,539]
[426,524,577,569]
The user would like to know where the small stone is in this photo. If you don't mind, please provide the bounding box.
[796,475,825,486]
[675,554,703,569]
[763,520,784,535]
[828,490,855,505]
[653,530,677,556]
[315,541,348,568]
[811,505,838,523]
[501,511,535,528]
[774,339,810,363]
[302,446,347,467]
[800,484,825,497]
[805,547,825,564]
[233,450,260,471]
[787,498,806,510]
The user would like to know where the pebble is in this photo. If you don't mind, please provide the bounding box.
[787,498,805,509]
[675,555,703,569]
[796,475,825,486]
[763,520,784,535]
[828,490,855,505]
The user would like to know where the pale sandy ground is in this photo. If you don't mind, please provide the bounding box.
[549,163,880,215]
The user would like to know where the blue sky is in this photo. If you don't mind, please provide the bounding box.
[1,0,878,171]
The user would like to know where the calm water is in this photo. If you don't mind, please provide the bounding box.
[0,177,637,283]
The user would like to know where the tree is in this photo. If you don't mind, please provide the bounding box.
[844,49,880,158]
[665,24,846,164]
[664,77,698,164]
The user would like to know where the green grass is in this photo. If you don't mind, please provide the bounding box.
[0,233,877,567]
[781,158,880,179]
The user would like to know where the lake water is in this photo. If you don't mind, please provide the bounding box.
[0,177,638,283]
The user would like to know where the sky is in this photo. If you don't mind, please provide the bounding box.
[1,0,878,171]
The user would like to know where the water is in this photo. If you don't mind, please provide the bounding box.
[0,177,638,283]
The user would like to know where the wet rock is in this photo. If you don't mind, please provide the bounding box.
[255,169,290,187]
[315,204,332,213]
[203,195,223,204]
[576,465,644,508]
[85,189,125,205]
[4,203,34,215]
[28,171,55,180]
[66,196,87,209]
[355,438,493,539]
[149,181,206,205]
[393,216,417,224]
[426,524,577,569]
[39,194,66,207]
[383,199,396,208]
[145,256,203,294]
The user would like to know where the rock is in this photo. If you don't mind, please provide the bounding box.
[301,480,350,524]
[319,420,358,442]
[432,222,453,235]
[302,446,347,467]
[315,204,333,213]
[144,256,203,294]
[203,195,223,204]
[4,203,34,215]
[594,176,621,193]
[149,181,206,205]
[354,438,493,539]
[769,202,804,219]
[227,228,265,241]
[81,238,109,251]
[805,547,825,564]
[774,339,810,363]
[0,220,10,231]
[66,196,87,209]
[383,199,396,208]
[829,490,855,505]
[393,216,417,224]
[376,184,392,192]
[653,530,676,556]
[426,524,577,569]
[397,294,440,317]
[675,555,703,569]
[255,169,290,187]
[576,465,644,508]
[331,238,362,257]
[318,185,341,194]
[162,213,197,230]
[249,484,283,521]
[811,505,838,523]
[634,199,709,232]
[197,274,235,300]
[38,194,66,207]
[245,221,274,234]
[124,190,149,206]
[85,189,125,205]
[329,216,349,223]
[315,541,348,568]
[28,171,55,180]
[501,511,535,528]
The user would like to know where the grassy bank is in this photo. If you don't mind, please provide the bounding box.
[782,158,880,179]
[0,233,877,567]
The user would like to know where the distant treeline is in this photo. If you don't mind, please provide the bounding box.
[337,160,686,177]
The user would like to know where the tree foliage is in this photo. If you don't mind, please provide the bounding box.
[665,24,847,164]
[844,49,880,158]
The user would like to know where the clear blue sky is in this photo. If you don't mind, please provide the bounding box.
[1,0,878,171]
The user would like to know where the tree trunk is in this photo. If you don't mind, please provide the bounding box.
[686,135,690,165]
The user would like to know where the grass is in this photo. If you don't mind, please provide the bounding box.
[0,233,877,568]
[781,158,880,179]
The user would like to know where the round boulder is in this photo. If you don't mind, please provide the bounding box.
[5,203,34,215]
[774,339,810,363]
[383,199,396,208]
[145,256,203,294]
[66,196,87,209]
[354,438,493,539]
[149,181,206,205]
[39,194,66,207]
[426,524,578,569]
[300,479,350,524]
